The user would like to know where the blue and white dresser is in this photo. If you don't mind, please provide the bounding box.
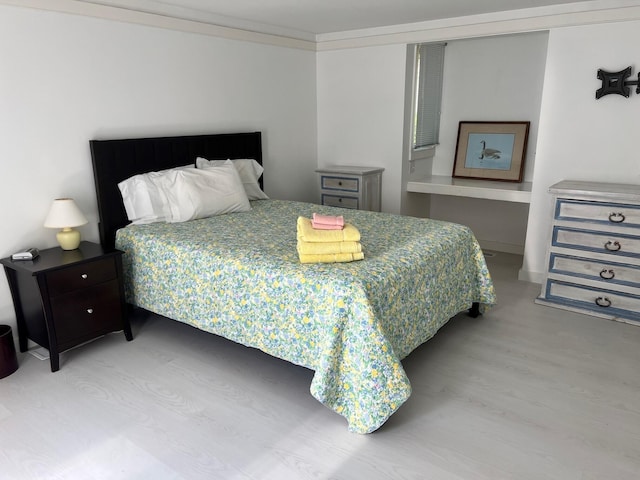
[536,180,640,326]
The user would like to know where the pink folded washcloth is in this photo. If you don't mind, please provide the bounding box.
[311,221,344,230]
[312,213,344,230]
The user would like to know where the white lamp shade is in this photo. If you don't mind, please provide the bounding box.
[44,198,88,229]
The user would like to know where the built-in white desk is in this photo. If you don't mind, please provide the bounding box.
[407,175,532,203]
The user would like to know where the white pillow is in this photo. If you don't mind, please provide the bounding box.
[161,160,251,223]
[118,164,193,224]
[196,157,269,200]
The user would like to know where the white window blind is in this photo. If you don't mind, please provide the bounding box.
[413,43,446,150]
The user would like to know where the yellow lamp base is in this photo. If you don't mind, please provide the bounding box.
[56,228,81,250]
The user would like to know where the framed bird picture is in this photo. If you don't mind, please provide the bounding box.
[453,121,530,182]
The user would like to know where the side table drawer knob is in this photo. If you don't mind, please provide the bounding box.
[81,274,88,279]
[87,308,94,314]
[604,240,621,251]
[595,296,612,308]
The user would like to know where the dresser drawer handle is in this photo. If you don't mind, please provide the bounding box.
[595,296,612,308]
[86,308,94,314]
[338,181,343,186]
[599,269,615,280]
[608,212,626,223]
[604,240,621,251]
[81,274,88,279]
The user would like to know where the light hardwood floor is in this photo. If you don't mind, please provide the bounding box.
[1,253,639,480]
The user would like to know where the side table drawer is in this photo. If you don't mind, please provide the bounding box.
[322,194,359,209]
[549,253,640,288]
[50,280,123,349]
[321,176,359,192]
[546,280,640,321]
[47,257,117,296]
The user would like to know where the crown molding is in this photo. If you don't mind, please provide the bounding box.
[316,3,640,50]
[2,0,640,52]
[0,0,317,51]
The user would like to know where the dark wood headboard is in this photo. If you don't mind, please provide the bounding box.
[90,131,263,250]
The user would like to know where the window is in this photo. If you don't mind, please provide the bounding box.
[411,43,446,159]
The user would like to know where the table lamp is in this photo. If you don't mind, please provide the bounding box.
[43,198,88,250]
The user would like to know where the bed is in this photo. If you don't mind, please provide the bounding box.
[90,131,496,433]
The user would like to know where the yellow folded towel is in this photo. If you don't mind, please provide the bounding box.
[297,240,362,255]
[297,216,361,243]
[298,252,365,264]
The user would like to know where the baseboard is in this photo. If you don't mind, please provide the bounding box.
[475,240,543,284]
[477,239,524,256]
[518,269,543,284]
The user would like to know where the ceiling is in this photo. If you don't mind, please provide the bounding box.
[76,0,600,39]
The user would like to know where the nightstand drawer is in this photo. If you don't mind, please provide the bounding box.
[47,257,117,296]
[322,194,359,209]
[50,280,122,349]
[321,176,359,192]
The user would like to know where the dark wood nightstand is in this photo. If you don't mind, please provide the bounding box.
[1,241,133,372]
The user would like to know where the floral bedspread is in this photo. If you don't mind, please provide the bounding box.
[116,199,496,433]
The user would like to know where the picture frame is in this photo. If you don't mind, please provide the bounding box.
[452,121,530,182]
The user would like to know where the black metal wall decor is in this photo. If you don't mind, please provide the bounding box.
[596,66,640,99]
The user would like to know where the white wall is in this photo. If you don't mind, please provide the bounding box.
[427,32,548,254]
[522,20,640,281]
[435,33,548,181]
[316,22,640,278]
[0,6,317,330]
[317,44,407,214]
[317,32,548,253]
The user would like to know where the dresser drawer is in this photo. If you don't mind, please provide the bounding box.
[321,176,359,192]
[50,280,123,349]
[321,194,359,209]
[47,257,117,296]
[556,199,640,228]
[553,226,640,259]
[546,280,640,321]
[549,253,640,288]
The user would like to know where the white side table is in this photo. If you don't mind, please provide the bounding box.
[316,166,384,212]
